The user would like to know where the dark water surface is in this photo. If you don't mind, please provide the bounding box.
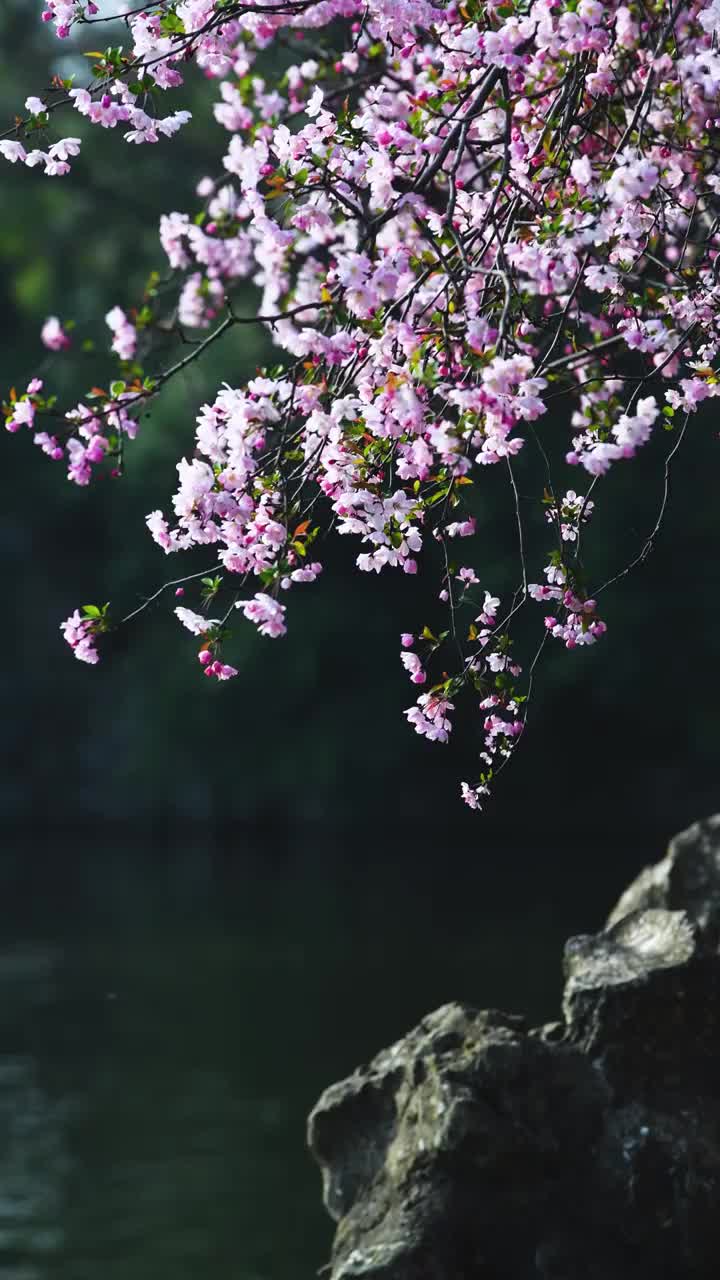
[0,829,652,1279]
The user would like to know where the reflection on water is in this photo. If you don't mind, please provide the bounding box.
[0,1054,68,1278]
[0,830,647,1279]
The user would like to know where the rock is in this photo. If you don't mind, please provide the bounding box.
[607,814,720,952]
[308,818,720,1279]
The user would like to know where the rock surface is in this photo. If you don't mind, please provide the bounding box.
[308,817,720,1279]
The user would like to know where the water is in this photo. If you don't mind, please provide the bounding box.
[0,829,648,1279]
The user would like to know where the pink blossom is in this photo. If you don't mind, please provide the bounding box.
[175,607,220,635]
[7,398,36,431]
[0,141,27,164]
[238,593,287,638]
[405,693,454,743]
[41,316,71,351]
[60,610,100,665]
[204,660,238,680]
[48,137,81,163]
[401,651,426,684]
[105,306,137,360]
[478,592,500,625]
[445,518,476,538]
[460,782,490,810]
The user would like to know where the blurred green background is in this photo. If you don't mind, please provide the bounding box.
[0,8,718,1277]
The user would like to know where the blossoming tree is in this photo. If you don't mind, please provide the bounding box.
[2,0,718,807]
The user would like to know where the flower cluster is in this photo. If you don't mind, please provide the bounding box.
[545,491,594,544]
[0,136,80,176]
[60,607,103,664]
[42,3,99,40]
[6,0,720,807]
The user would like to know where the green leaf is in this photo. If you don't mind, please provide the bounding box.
[110,380,126,398]
[160,12,186,34]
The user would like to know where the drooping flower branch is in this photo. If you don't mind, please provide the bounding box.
[4,0,720,806]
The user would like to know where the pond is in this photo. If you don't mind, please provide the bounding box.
[0,829,648,1280]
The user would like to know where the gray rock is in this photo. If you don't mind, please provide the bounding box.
[607,814,720,951]
[308,817,720,1279]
